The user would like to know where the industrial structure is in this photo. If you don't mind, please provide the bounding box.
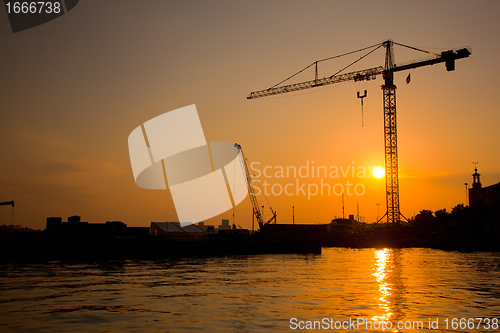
[469,166,500,215]
[0,201,14,207]
[248,40,471,227]
[150,222,206,241]
[235,143,277,231]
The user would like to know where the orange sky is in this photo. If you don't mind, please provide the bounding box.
[1,1,499,230]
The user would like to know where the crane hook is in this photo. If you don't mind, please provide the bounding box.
[357,90,367,127]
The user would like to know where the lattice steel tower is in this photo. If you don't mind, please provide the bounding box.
[382,40,400,227]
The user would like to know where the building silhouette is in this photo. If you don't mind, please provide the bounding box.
[45,215,149,238]
[468,167,500,216]
[149,222,206,241]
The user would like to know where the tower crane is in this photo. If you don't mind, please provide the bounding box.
[234,143,277,230]
[247,40,470,227]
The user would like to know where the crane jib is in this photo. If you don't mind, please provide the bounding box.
[247,47,470,100]
[247,66,384,99]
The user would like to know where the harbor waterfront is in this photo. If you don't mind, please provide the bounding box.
[1,248,499,332]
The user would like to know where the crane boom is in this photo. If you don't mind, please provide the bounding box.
[247,40,471,227]
[0,201,15,207]
[234,143,276,230]
[247,66,383,100]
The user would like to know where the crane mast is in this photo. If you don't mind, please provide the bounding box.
[234,143,276,230]
[382,40,400,227]
[247,39,470,227]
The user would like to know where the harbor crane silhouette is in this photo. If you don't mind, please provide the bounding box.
[235,143,277,231]
[247,40,471,227]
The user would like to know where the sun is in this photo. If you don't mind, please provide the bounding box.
[372,166,385,179]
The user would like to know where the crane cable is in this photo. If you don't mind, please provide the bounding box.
[361,98,364,127]
[329,44,383,79]
[268,42,383,90]
[266,41,439,92]
[392,41,439,57]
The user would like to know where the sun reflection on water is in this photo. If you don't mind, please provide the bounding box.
[371,248,406,332]
[372,249,392,323]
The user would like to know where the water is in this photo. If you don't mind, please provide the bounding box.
[1,248,499,332]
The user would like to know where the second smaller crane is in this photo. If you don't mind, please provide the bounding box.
[234,143,277,231]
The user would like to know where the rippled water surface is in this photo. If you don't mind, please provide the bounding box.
[1,248,499,332]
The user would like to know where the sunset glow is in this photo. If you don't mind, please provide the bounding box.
[0,1,498,230]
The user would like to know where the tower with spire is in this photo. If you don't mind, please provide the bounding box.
[472,165,481,187]
[469,163,486,205]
